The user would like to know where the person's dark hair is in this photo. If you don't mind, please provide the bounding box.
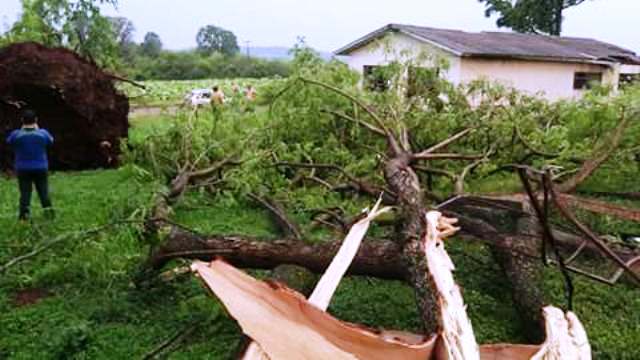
[22,109,37,125]
[212,86,219,92]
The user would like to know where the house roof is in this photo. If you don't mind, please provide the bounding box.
[335,24,640,65]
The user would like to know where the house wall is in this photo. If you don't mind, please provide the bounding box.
[343,32,462,83]
[459,58,617,100]
[621,64,640,74]
[342,32,623,100]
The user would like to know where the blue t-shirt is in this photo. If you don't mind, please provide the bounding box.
[6,128,54,171]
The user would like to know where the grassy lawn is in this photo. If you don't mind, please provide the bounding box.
[1,117,639,359]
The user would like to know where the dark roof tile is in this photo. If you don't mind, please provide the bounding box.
[336,24,640,64]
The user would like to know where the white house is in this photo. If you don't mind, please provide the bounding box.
[335,24,640,100]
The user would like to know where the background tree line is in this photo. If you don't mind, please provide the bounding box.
[0,0,596,79]
[0,0,291,80]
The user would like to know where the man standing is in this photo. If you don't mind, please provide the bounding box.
[6,109,54,221]
[212,86,225,105]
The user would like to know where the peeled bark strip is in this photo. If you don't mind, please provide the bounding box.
[424,211,480,360]
[530,306,591,360]
[308,199,391,310]
[192,260,437,360]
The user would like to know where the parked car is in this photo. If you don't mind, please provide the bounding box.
[183,89,213,107]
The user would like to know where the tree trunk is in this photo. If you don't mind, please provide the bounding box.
[384,153,440,335]
[553,0,563,36]
[492,233,546,343]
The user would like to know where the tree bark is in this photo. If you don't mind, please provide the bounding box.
[384,153,440,335]
[491,233,545,343]
[147,227,407,280]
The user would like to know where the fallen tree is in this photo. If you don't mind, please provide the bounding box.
[137,52,640,347]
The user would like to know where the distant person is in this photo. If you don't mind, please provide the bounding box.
[245,85,257,101]
[6,109,54,221]
[212,86,225,105]
[231,83,240,95]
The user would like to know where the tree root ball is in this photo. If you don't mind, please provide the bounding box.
[0,42,129,171]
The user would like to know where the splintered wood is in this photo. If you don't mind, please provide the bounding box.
[424,212,479,360]
[530,307,591,360]
[191,206,592,359]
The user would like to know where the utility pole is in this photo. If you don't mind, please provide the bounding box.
[244,40,251,58]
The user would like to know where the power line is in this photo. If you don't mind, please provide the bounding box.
[244,40,251,58]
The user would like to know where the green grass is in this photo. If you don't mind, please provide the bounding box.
[1,118,639,359]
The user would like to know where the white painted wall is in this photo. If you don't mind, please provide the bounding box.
[459,58,617,100]
[621,64,640,74]
[343,32,461,84]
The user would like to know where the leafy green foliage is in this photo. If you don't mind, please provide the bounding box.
[1,46,639,359]
[1,166,637,358]
[4,0,121,68]
[196,25,240,56]
[127,51,291,81]
[478,0,589,35]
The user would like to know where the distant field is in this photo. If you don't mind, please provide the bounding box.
[120,78,284,108]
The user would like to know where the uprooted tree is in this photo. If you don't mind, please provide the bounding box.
[132,48,640,350]
[0,42,130,171]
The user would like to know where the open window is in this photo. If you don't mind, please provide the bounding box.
[573,72,602,90]
[363,65,391,92]
[619,73,640,88]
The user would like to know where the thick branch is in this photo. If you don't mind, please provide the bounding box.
[556,193,640,223]
[147,227,407,280]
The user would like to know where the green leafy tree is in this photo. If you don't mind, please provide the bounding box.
[478,0,589,36]
[6,0,120,68]
[196,25,239,56]
[140,31,162,57]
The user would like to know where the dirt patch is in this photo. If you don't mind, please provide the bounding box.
[129,105,179,118]
[0,42,129,171]
[12,287,52,307]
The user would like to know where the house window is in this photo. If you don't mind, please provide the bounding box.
[363,65,390,92]
[619,73,640,88]
[573,72,602,90]
[407,66,440,98]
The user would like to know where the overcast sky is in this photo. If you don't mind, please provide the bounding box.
[2,0,639,53]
